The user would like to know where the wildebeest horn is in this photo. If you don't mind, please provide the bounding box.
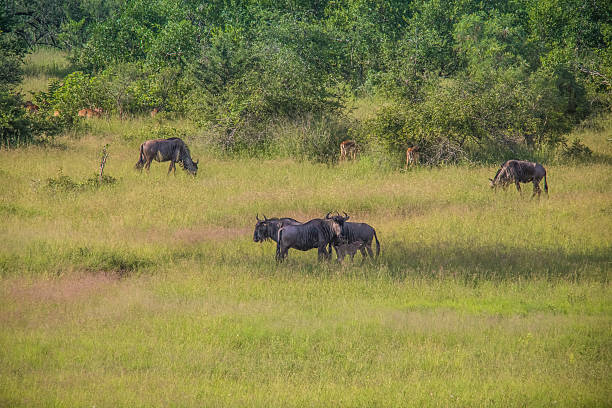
[343,211,349,220]
[256,213,260,221]
[195,160,199,165]
[263,214,268,220]
[325,212,331,219]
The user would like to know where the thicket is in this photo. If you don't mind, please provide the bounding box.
[1,0,611,163]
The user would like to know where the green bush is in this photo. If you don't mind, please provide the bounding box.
[0,91,32,147]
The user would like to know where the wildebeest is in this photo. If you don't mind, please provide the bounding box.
[340,140,357,161]
[329,213,380,261]
[253,214,301,243]
[335,239,365,263]
[276,212,349,262]
[135,137,199,176]
[405,146,420,168]
[490,159,548,197]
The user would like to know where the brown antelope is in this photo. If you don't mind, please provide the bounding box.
[150,107,160,117]
[405,146,420,168]
[339,140,357,161]
[78,108,102,118]
[24,101,39,113]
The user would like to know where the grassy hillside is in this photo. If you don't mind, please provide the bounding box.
[0,114,610,405]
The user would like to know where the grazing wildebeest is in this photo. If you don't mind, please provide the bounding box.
[405,146,420,168]
[328,213,380,261]
[276,212,348,262]
[253,214,301,244]
[490,159,548,198]
[135,137,199,176]
[340,140,357,161]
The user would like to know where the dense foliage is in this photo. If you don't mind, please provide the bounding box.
[2,0,611,162]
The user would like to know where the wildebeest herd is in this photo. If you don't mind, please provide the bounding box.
[135,137,549,263]
[253,212,380,263]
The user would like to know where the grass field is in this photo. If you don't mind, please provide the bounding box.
[0,116,610,406]
[2,49,611,405]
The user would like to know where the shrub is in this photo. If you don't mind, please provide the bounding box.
[0,91,32,147]
[561,138,593,161]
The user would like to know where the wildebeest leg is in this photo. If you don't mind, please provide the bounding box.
[365,244,374,258]
[168,161,174,175]
[515,181,522,194]
[318,246,330,261]
[145,158,152,172]
[359,247,368,260]
[532,181,541,199]
[276,245,289,262]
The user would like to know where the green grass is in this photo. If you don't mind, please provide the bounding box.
[0,114,611,406]
[18,47,73,96]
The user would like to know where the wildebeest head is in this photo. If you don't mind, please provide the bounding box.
[325,211,350,233]
[489,166,512,189]
[253,214,269,242]
[187,159,199,176]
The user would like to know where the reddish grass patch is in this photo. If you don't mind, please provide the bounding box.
[4,273,118,304]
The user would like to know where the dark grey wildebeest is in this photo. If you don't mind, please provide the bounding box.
[328,213,380,261]
[490,160,548,198]
[276,213,348,262]
[253,214,301,243]
[135,137,198,176]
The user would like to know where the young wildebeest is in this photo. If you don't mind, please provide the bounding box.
[135,137,199,176]
[253,214,301,244]
[490,160,548,198]
[335,239,365,263]
[276,213,348,262]
[328,212,380,262]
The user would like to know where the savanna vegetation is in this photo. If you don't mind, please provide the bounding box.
[1,0,611,406]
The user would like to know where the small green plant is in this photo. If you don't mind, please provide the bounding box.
[46,169,117,192]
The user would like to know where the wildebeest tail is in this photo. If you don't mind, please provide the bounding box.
[276,228,283,261]
[544,172,548,194]
[374,229,380,257]
[134,143,145,170]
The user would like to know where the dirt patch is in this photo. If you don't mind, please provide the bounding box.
[4,273,118,304]
[173,226,251,244]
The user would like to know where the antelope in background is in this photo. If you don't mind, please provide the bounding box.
[78,108,103,118]
[24,101,39,113]
[340,140,357,161]
[405,146,420,168]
